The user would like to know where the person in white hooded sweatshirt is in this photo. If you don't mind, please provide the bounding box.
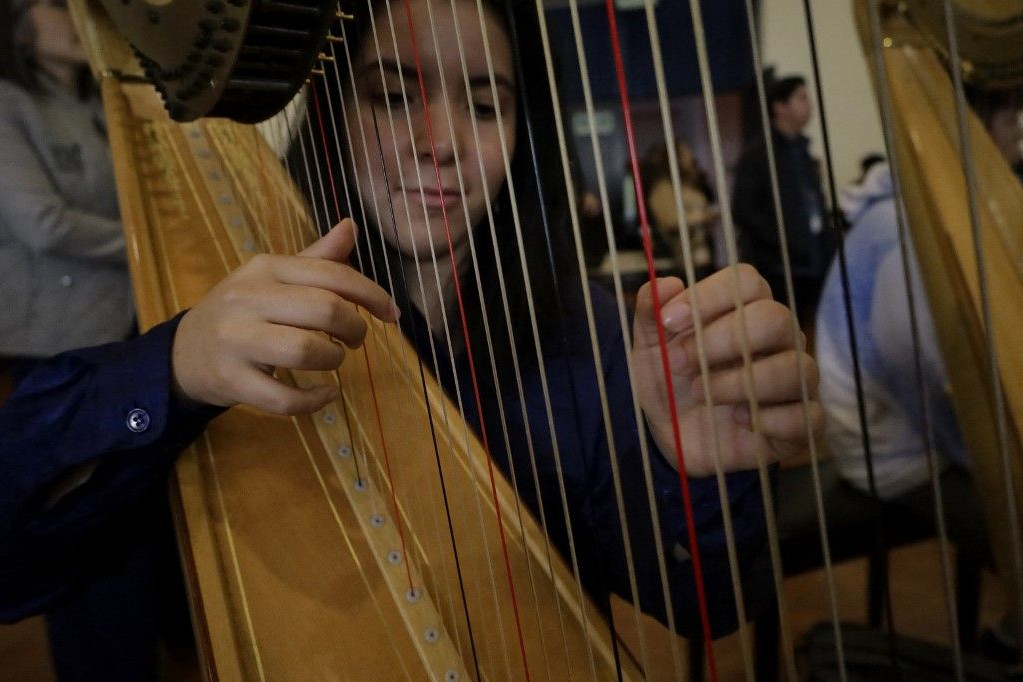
[814,161,990,563]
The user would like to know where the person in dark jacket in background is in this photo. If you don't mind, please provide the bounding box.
[732,73,834,324]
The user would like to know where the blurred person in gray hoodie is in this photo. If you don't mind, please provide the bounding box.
[0,0,134,385]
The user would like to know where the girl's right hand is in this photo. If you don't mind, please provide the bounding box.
[170,219,398,415]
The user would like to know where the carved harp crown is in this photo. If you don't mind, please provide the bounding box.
[68,0,1023,678]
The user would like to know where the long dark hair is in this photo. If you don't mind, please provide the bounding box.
[313,0,581,386]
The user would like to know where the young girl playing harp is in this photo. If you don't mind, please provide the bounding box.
[0,0,821,674]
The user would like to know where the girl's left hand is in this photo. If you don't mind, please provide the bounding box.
[631,265,823,476]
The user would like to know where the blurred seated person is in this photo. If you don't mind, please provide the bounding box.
[732,72,834,324]
[818,87,1022,654]
[815,159,990,588]
[0,0,134,387]
[642,140,718,279]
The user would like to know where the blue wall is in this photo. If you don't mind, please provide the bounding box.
[545,0,755,105]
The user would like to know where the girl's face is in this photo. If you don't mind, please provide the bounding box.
[346,0,517,262]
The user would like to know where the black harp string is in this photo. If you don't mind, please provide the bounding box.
[799,0,904,669]
[330,19,485,669]
[527,0,697,677]
[940,0,1023,651]
[301,76,424,597]
[498,0,655,676]
[350,1,518,672]
[596,0,763,674]
[334,4,482,632]
[323,23,482,660]
[297,83,431,671]
[421,0,590,672]
[262,101,372,492]
[357,4,520,673]
[866,5,965,678]
[664,0,796,676]
[451,0,656,673]
[561,0,712,667]
[630,0,765,676]
[741,1,848,674]
[316,64,386,496]
[737,1,853,678]
[302,80,370,489]
[540,0,707,670]
[386,0,547,674]
[390,0,566,666]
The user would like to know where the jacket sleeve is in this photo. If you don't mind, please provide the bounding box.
[0,96,125,265]
[731,145,780,259]
[0,313,222,621]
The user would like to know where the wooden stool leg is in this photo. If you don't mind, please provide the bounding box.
[689,637,704,682]
[956,553,981,651]
[754,601,780,682]
[868,548,889,628]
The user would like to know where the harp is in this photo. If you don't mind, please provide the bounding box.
[855,0,1023,658]
[61,0,1023,679]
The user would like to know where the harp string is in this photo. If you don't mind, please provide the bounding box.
[390,0,555,675]
[334,10,499,667]
[328,12,464,621]
[328,34,487,675]
[305,82,421,595]
[495,0,619,654]
[352,3,523,672]
[356,5,516,672]
[359,41,495,667]
[525,1,690,677]
[940,0,1023,649]
[302,73,418,607]
[595,0,734,671]
[741,2,849,673]
[636,0,760,677]
[568,0,713,656]
[684,0,808,675]
[797,2,910,668]
[273,104,428,663]
[388,2,565,666]
[629,0,737,677]
[419,0,589,671]
[800,0,979,672]
[319,46,484,670]
[464,0,677,672]
[495,0,691,674]
[306,81,372,489]
[865,3,964,676]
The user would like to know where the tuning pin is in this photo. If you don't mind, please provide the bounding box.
[317,52,336,63]
[325,34,345,44]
